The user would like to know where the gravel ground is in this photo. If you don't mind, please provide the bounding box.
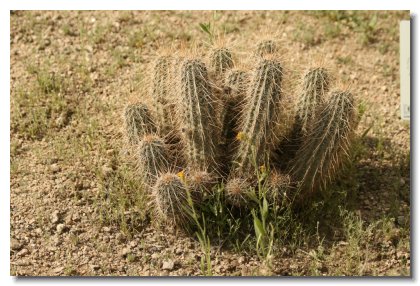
[10,10,410,276]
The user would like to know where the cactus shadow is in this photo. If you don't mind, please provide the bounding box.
[294,134,409,244]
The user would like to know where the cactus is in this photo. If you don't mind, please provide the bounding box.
[152,173,192,225]
[137,134,170,186]
[121,40,359,229]
[151,56,176,136]
[225,177,253,207]
[219,69,248,158]
[295,67,331,135]
[255,40,277,56]
[275,68,331,170]
[210,47,234,75]
[233,58,284,174]
[290,91,357,194]
[187,170,216,201]
[176,59,219,172]
[266,171,291,204]
[124,103,157,145]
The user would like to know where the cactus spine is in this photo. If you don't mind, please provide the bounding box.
[137,134,170,186]
[219,69,248,165]
[210,48,234,75]
[266,171,291,204]
[295,68,330,135]
[124,103,157,145]
[233,59,284,173]
[186,170,216,201]
[290,91,357,194]
[151,56,175,136]
[275,68,331,170]
[152,173,192,225]
[177,59,219,172]
[225,177,252,207]
[255,40,277,56]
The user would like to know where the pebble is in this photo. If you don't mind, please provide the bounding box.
[162,260,175,271]
[91,265,100,271]
[238,256,246,264]
[120,248,130,257]
[11,239,23,251]
[56,223,67,234]
[129,240,138,248]
[18,248,29,256]
[53,266,64,274]
[50,164,61,173]
[51,210,60,224]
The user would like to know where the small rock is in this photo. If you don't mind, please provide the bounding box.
[91,265,100,271]
[175,248,183,255]
[129,240,138,248]
[51,210,60,224]
[102,227,111,233]
[400,178,405,186]
[17,248,29,256]
[50,164,61,173]
[120,248,130,258]
[162,260,175,271]
[151,253,159,259]
[238,256,246,264]
[53,266,64,274]
[14,260,30,266]
[56,223,67,234]
[11,239,23,251]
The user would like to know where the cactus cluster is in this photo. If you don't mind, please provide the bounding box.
[122,39,357,227]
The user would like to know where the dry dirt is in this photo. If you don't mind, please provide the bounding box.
[10,10,410,276]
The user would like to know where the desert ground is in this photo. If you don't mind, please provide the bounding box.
[10,10,410,276]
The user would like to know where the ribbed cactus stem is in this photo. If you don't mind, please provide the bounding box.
[255,40,277,56]
[178,59,219,172]
[291,91,357,194]
[124,103,157,145]
[137,134,170,186]
[234,59,283,173]
[210,48,234,75]
[220,69,248,146]
[152,173,192,225]
[296,67,330,135]
[276,68,331,170]
[151,56,175,135]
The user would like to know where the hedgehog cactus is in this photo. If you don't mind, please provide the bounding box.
[124,103,157,145]
[232,58,284,174]
[210,47,234,75]
[290,91,356,194]
[136,134,170,186]
[151,56,175,136]
[256,40,278,56]
[176,59,220,172]
[122,38,358,228]
[152,173,193,225]
[295,67,330,135]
